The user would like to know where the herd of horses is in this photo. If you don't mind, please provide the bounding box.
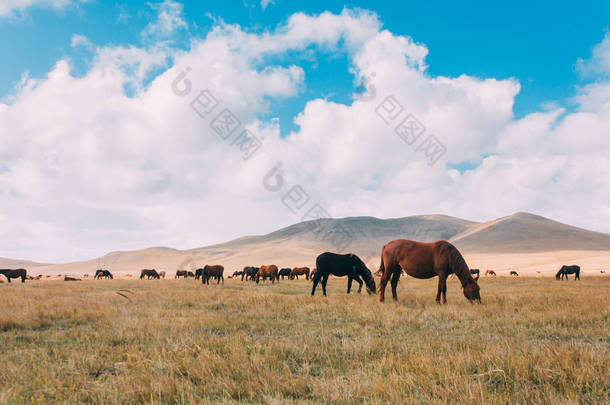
[0,239,589,304]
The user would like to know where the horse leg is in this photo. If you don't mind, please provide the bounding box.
[311,273,321,296]
[391,270,401,301]
[347,277,353,294]
[379,265,393,302]
[322,274,330,296]
[355,275,363,293]
[436,274,447,304]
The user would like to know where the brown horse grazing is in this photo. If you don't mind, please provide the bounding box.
[0,269,27,283]
[290,267,310,280]
[158,271,166,279]
[485,270,496,276]
[140,269,160,279]
[202,265,224,284]
[175,270,188,279]
[378,240,481,304]
[256,265,279,284]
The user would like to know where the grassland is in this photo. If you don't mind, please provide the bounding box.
[0,276,608,404]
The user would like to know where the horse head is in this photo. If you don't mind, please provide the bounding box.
[463,279,481,304]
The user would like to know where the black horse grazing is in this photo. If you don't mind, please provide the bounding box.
[194,269,204,280]
[241,266,259,281]
[510,271,519,277]
[556,265,580,280]
[232,270,244,278]
[0,269,27,283]
[94,269,113,279]
[311,253,376,296]
[278,268,292,280]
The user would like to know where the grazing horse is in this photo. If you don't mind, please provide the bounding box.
[158,271,166,279]
[555,265,580,280]
[290,267,311,280]
[242,267,259,281]
[202,265,224,284]
[64,276,81,281]
[232,270,244,278]
[175,270,189,279]
[256,265,279,284]
[140,269,160,279]
[312,253,376,296]
[378,240,481,304]
[0,269,27,283]
[95,269,113,279]
[485,270,496,276]
[278,268,292,280]
[510,271,519,277]
[194,269,203,280]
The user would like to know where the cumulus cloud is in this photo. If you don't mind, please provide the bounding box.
[577,32,610,79]
[0,0,84,17]
[141,0,187,40]
[1,8,610,263]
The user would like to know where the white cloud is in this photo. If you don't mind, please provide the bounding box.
[141,0,187,40]
[261,0,273,11]
[0,0,84,17]
[1,9,610,263]
[577,32,610,78]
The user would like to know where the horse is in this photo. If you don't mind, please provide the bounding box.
[242,266,259,281]
[175,270,189,279]
[140,269,160,279]
[311,253,376,296]
[510,271,519,277]
[555,265,580,280]
[256,265,279,284]
[194,269,204,280]
[202,265,224,284]
[0,269,27,283]
[485,270,496,276]
[158,271,166,279]
[378,239,480,304]
[232,270,244,278]
[64,276,81,281]
[278,268,292,280]
[95,269,113,279]
[290,267,310,280]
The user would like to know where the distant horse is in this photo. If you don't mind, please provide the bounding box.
[256,265,279,284]
[278,268,292,280]
[140,269,160,279]
[290,267,310,280]
[158,271,166,279]
[242,267,259,281]
[485,270,496,276]
[555,265,580,280]
[378,240,480,304]
[175,270,189,279]
[202,265,224,284]
[312,253,375,296]
[232,270,244,278]
[95,269,113,279]
[0,269,27,283]
[510,271,519,277]
[194,269,204,280]
[64,276,81,281]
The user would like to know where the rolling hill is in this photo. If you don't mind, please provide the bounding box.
[9,212,610,276]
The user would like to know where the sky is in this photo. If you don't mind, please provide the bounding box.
[1,0,610,263]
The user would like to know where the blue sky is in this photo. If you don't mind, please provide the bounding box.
[1,1,609,130]
[2,0,610,262]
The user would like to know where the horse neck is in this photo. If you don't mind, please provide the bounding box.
[453,262,475,287]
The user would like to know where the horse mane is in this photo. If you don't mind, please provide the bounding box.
[447,244,473,286]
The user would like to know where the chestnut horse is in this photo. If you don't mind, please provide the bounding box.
[256,265,279,284]
[485,270,496,276]
[290,267,310,280]
[202,265,224,284]
[0,269,27,283]
[378,240,480,304]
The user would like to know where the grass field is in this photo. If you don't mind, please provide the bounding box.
[0,276,608,404]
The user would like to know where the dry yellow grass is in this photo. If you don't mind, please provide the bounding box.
[0,276,608,404]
